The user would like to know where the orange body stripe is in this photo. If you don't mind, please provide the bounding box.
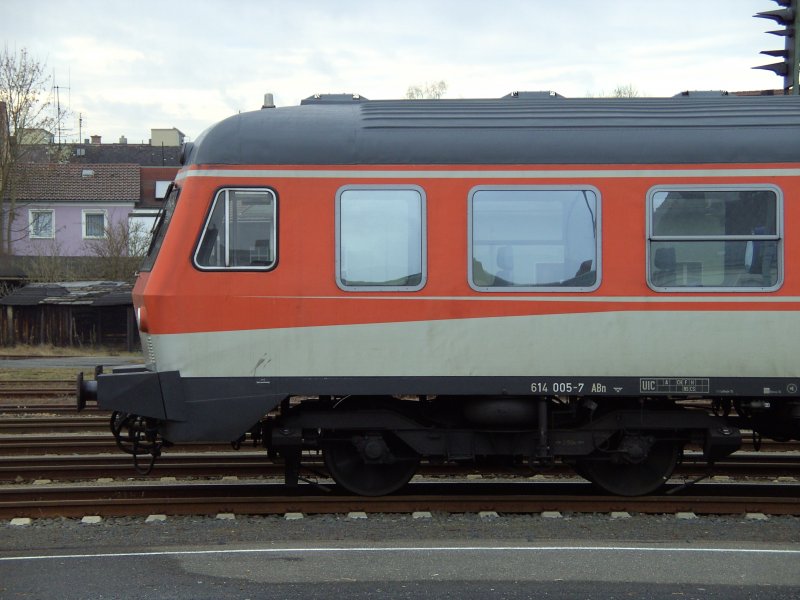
[137,165,800,335]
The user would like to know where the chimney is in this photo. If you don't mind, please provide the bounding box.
[262,93,275,109]
[119,135,127,144]
[90,135,101,145]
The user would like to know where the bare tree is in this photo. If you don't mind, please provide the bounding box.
[83,219,149,282]
[25,238,74,282]
[587,84,642,98]
[612,84,640,98]
[406,81,448,99]
[0,46,52,255]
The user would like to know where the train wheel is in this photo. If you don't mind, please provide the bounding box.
[575,435,681,496]
[324,434,420,496]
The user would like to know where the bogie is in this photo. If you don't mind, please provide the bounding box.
[263,395,738,495]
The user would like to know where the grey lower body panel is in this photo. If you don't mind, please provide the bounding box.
[90,370,799,443]
[254,375,800,399]
[94,369,286,442]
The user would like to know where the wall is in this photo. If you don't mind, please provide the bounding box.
[11,203,135,256]
[150,129,184,147]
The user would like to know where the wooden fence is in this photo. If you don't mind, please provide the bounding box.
[0,304,139,351]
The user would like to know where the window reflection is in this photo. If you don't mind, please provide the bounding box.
[195,189,276,270]
[470,188,599,290]
[337,188,425,290]
[649,189,780,290]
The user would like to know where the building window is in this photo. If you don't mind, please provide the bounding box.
[155,181,171,200]
[469,187,600,291]
[82,211,107,239]
[140,186,180,273]
[194,188,276,270]
[336,186,426,291]
[29,209,54,239]
[647,186,782,291]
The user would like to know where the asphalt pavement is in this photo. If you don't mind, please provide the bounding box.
[3,540,799,599]
[2,513,799,600]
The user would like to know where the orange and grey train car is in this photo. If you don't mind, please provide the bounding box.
[79,92,800,496]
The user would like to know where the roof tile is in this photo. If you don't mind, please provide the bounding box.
[9,163,140,202]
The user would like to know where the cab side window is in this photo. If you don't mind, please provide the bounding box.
[194,188,277,270]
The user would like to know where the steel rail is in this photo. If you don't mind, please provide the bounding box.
[0,404,106,415]
[0,435,231,455]
[0,380,74,387]
[0,453,279,481]
[0,416,110,433]
[0,380,83,403]
[0,390,74,398]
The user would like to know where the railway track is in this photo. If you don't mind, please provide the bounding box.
[0,403,103,415]
[0,433,231,455]
[0,400,800,452]
[0,416,110,433]
[1,386,798,519]
[1,449,798,482]
[0,424,800,455]
[1,481,798,519]
[0,380,76,399]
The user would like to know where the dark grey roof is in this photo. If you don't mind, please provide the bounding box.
[0,281,132,307]
[185,94,800,167]
[74,143,181,166]
[21,143,181,166]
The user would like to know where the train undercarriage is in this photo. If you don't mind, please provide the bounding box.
[264,395,743,496]
[78,370,800,496]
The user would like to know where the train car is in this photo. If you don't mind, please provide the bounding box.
[78,91,800,496]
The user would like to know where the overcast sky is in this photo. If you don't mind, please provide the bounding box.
[1,0,786,144]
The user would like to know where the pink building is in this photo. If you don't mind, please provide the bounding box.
[7,163,139,257]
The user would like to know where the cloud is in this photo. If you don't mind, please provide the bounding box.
[58,37,149,72]
[1,0,782,142]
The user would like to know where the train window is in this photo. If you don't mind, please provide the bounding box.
[468,187,600,292]
[336,186,426,291]
[194,188,276,270]
[140,184,179,272]
[647,186,782,292]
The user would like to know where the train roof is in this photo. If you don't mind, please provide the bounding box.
[184,94,800,167]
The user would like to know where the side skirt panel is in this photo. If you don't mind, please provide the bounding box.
[95,370,286,442]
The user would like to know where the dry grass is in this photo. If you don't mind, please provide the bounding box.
[0,344,142,359]
[0,367,86,381]
[0,345,142,380]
